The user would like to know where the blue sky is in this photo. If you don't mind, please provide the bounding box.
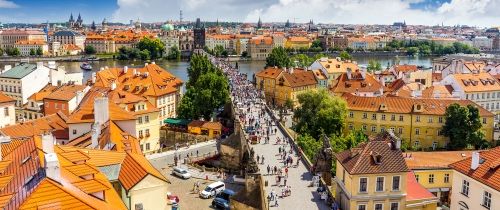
[0,0,498,27]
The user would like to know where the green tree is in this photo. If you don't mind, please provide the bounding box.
[284,98,294,111]
[167,46,181,60]
[265,47,292,68]
[136,37,165,59]
[406,47,419,56]
[442,103,485,150]
[241,51,248,57]
[339,51,352,61]
[29,48,36,56]
[139,49,151,60]
[84,45,96,55]
[36,47,43,56]
[6,47,20,56]
[293,89,347,139]
[367,60,382,72]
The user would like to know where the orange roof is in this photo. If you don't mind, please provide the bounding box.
[406,172,438,202]
[287,36,310,43]
[67,87,136,124]
[0,194,13,209]
[94,64,183,98]
[317,58,360,74]
[281,69,317,88]
[0,160,12,174]
[342,93,494,117]
[59,150,90,163]
[44,84,87,101]
[27,84,58,102]
[62,44,82,51]
[0,112,69,139]
[331,72,384,94]
[64,163,99,177]
[119,152,168,191]
[256,67,282,79]
[57,146,126,167]
[0,92,15,104]
[72,179,110,194]
[404,151,474,170]
[393,64,417,73]
[451,73,500,92]
[202,121,222,130]
[250,37,273,45]
[14,40,47,45]
[449,147,500,191]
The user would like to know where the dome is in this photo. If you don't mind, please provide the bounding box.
[161,23,174,31]
[178,26,186,32]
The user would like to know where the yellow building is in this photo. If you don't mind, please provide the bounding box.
[335,132,438,210]
[188,120,222,138]
[404,151,474,206]
[255,67,317,107]
[309,57,361,86]
[285,36,311,49]
[342,93,495,149]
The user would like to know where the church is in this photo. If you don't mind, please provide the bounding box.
[68,13,83,29]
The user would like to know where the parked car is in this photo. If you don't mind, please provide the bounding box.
[200,181,225,199]
[172,167,191,179]
[212,189,235,209]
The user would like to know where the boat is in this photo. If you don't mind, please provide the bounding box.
[80,62,93,71]
[87,57,100,61]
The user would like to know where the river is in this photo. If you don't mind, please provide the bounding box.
[0,55,435,89]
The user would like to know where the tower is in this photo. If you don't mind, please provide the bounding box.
[91,21,96,31]
[179,10,183,23]
[193,18,206,50]
[257,17,262,29]
[68,13,75,28]
[76,13,83,28]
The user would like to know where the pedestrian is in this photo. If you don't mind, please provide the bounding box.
[284,177,287,186]
[285,167,289,177]
[257,155,260,163]
[196,150,199,157]
[278,147,281,154]
[267,165,270,175]
[274,166,277,174]
[275,198,279,207]
[261,155,265,164]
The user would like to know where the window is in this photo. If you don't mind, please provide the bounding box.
[483,118,487,124]
[362,124,367,130]
[372,114,377,120]
[439,116,443,123]
[483,191,491,209]
[375,203,383,210]
[432,142,438,150]
[381,114,386,121]
[391,114,395,121]
[363,113,367,119]
[461,180,469,196]
[376,177,384,192]
[399,115,403,121]
[390,203,399,210]
[398,127,403,134]
[72,129,77,135]
[428,174,434,184]
[359,177,367,192]
[348,124,354,130]
[416,116,420,122]
[342,170,345,184]
[392,176,400,191]
[380,127,385,133]
[444,174,450,183]
[415,128,420,135]
[145,115,150,123]
[139,130,143,137]
[145,143,150,150]
[428,117,433,123]
[357,204,366,210]
[415,174,419,182]
[371,126,376,132]
[140,144,144,151]
[145,129,150,137]
[349,111,354,118]
[414,140,420,148]
[138,117,143,124]
[4,107,8,116]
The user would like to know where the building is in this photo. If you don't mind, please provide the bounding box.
[20,84,57,120]
[0,63,50,112]
[13,40,48,56]
[440,59,485,78]
[193,18,206,49]
[84,35,116,54]
[449,147,499,210]
[52,30,86,50]
[159,23,180,56]
[0,92,15,128]
[404,151,474,206]
[472,36,493,50]
[284,36,311,49]
[93,63,183,126]
[187,120,222,138]
[309,57,361,87]
[0,111,69,143]
[335,132,438,210]
[312,69,328,89]
[247,36,273,60]
[343,93,495,149]
[43,84,88,116]
[331,70,385,97]
[0,29,46,49]
[68,13,83,29]
[440,73,500,121]
[255,67,317,106]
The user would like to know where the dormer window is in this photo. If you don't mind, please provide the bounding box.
[372,152,382,164]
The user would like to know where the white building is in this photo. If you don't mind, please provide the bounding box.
[13,40,49,56]
[0,29,46,49]
[0,62,50,108]
[0,92,15,128]
[449,149,499,210]
[472,36,493,50]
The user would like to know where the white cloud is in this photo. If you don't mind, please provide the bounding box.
[0,0,18,8]
[112,0,500,27]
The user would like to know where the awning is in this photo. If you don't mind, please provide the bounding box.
[164,118,191,126]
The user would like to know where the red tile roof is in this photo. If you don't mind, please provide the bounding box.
[0,92,15,104]
[449,146,500,191]
[119,152,168,191]
[0,112,69,140]
[331,71,384,94]
[406,172,438,202]
[404,151,474,170]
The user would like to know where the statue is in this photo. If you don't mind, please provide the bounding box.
[313,134,334,185]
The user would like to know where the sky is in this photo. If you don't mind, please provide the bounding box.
[0,0,499,27]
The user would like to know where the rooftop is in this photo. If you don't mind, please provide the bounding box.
[449,147,500,191]
[404,151,474,170]
[0,63,39,79]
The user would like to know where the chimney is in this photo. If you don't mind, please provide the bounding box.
[3,65,12,72]
[91,72,96,84]
[151,61,155,65]
[289,67,294,74]
[45,153,61,183]
[0,136,11,161]
[133,68,137,76]
[123,66,128,74]
[100,67,104,71]
[90,123,101,149]
[361,69,366,80]
[48,61,56,69]
[93,97,109,126]
[145,62,148,66]
[42,133,55,153]
[75,90,84,105]
[471,151,480,170]
[347,68,352,80]
[36,62,44,69]
[111,81,117,90]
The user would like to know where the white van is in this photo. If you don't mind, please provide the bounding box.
[172,167,191,179]
[199,181,225,198]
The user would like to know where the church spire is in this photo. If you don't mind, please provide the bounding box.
[257,17,262,29]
